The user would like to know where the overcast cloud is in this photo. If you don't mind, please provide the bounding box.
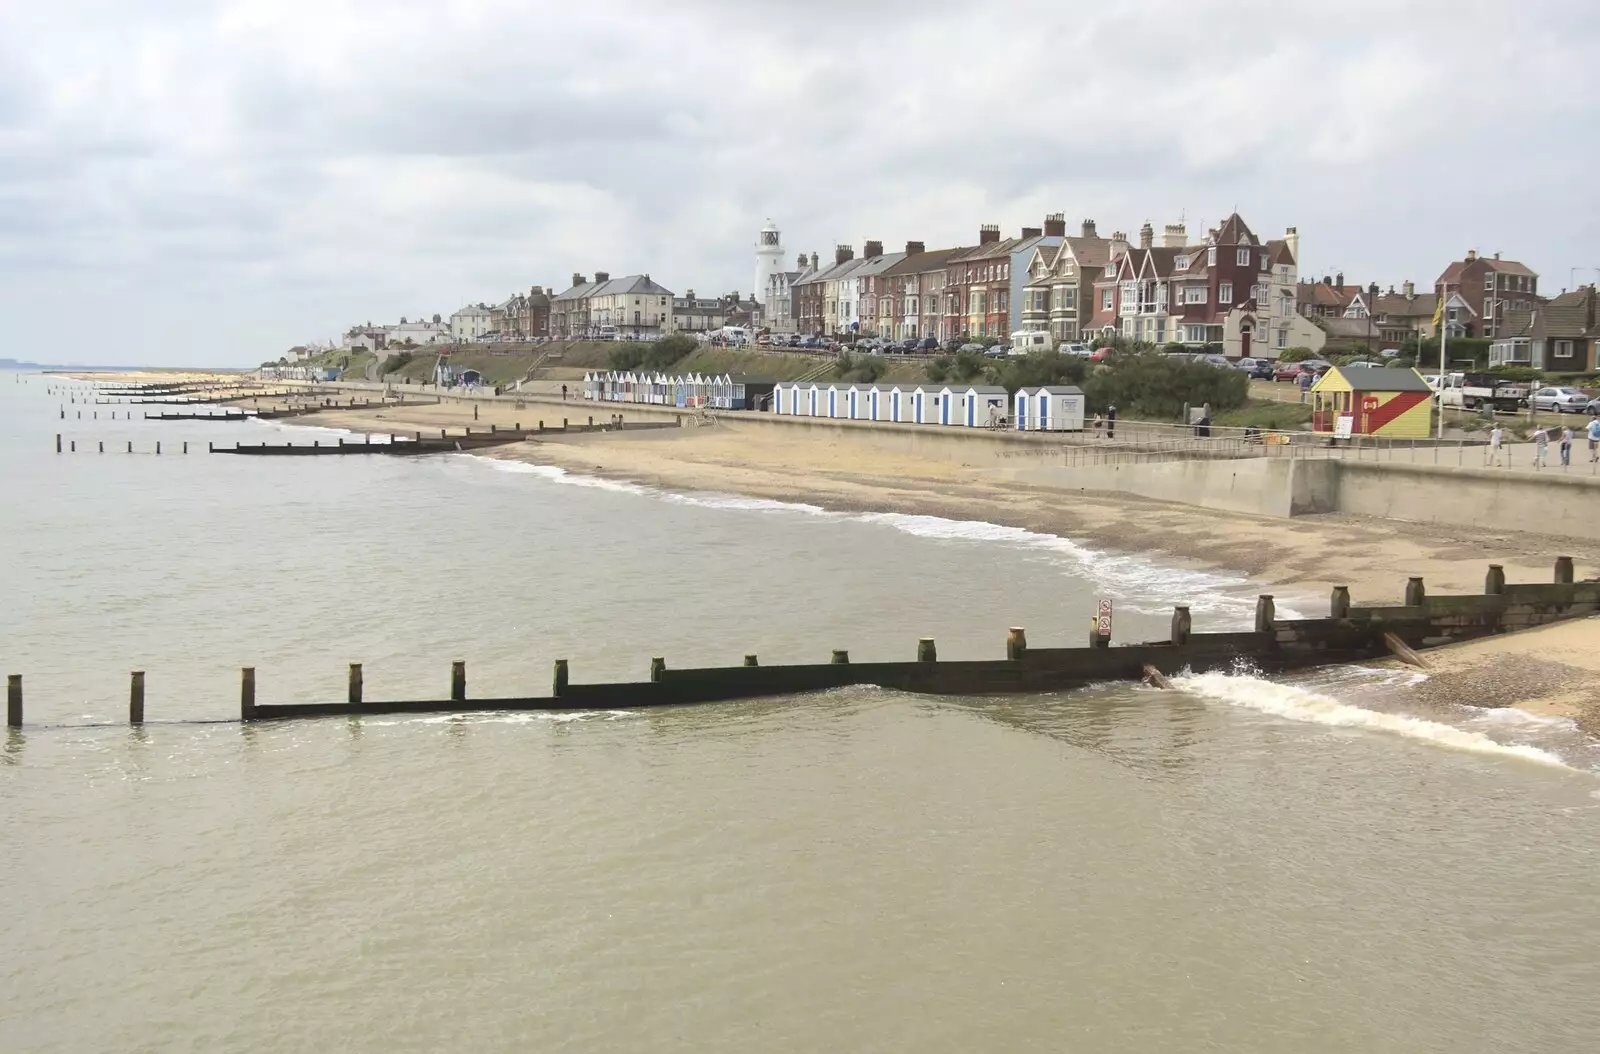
[2,0,1598,365]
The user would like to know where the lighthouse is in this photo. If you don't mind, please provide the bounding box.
[754,219,784,304]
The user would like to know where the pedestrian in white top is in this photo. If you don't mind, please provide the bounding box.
[1588,416,1600,462]
[1533,426,1549,468]
[1487,425,1504,466]
[1560,427,1573,468]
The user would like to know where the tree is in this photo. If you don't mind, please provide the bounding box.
[1277,346,1314,363]
[988,351,1088,392]
[834,353,887,383]
[1082,350,1249,418]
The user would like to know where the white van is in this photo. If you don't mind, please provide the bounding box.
[1008,330,1053,356]
[1058,342,1091,356]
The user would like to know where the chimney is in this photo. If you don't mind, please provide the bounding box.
[1403,280,1415,298]
[1163,222,1187,249]
[1044,213,1066,238]
[835,244,854,265]
[797,253,808,268]
[1021,226,1042,239]
[1494,251,1501,260]
[572,273,586,287]
[1368,282,1379,296]
[905,240,925,255]
[686,289,694,300]
[810,252,819,269]
[1081,219,1098,238]
[1466,249,1478,262]
[1138,222,1154,250]
[1110,231,1128,258]
[1323,276,1332,286]
[1335,273,1344,292]
[979,223,1001,245]
[864,240,883,259]
[1284,226,1299,265]
[594,271,610,283]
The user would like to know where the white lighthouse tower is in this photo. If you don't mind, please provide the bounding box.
[754,219,784,304]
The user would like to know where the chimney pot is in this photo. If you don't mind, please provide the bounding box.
[864,240,883,258]
[835,244,854,265]
[905,240,925,255]
[1139,222,1154,250]
[1494,251,1501,260]
[979,223,1001,245]
[1403,280,1414,298]
[1466,249,1478,262]
[1021,226,1042,239]
[1162,222,1187,249]
[1082,219,1098,238]
[573,273,585,286]
[1335,273,1344,291]
[594,271,610,283]
[1044,214,1066,237]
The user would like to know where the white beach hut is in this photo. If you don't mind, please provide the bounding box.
[882,385,905,422]
[959,386,1010,428]
[847,382,875,420]
[1031,385,1086,431]
[866,384,885,421]
[1013,387,1033,429]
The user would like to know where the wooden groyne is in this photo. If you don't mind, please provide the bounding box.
[6,563,1594,728]
[207,416,673,456]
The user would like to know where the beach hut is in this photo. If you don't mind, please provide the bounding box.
[1025,386,1086,431]
[772,381,789,414]
[930,385,958,426]
[867,384,883,421]
[912,384,947,425]
[825,382,849,419]
[1310,366,1432,439]
[959,386,1010,428]
[884,385,910,423]
[847,382,875,420]
[804,382,820,417]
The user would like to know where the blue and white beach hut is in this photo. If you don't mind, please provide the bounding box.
[1015,385,1086,430]
[960,386,1010,428]
[847,382,876,420]
[883,385,908,423]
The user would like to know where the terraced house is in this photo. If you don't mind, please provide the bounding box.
[881,243,962,340]
[942,219,1060,340]
[1020,219,1113,343]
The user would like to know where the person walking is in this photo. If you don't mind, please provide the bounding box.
[1106,404,1117,440]
[1560,426,1573,468]
[1298,370,1312,403]
[1487,424,1504,467]
[561,383,569,401]
[1532,426,1549,469]
[1588,415,1600,462]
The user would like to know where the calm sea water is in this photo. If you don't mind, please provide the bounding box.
[4,374,1600,1053]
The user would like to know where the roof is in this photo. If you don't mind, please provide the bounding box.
[1374,291,1438,319]
[1330,366,1431,391]
[962,385,1009,394]
[850,252,907,278]
[1212,213,1258,247]
[1265,238,1295,267]
[552,279,604,302]
[591,274,674,297]
[1060,235,1112,270]
[1437,255,1538,285]
[1029,385,1084,395]
[881,247,965,277]
[1320,316,1380,339]
[1543,288,1596,337]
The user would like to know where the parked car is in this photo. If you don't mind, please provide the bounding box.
[1058,342,1091,356]
[1344,360,1382,369]
[1584,397,1600,415]
[957,343,986,354]
[1089,347,1114,362]
[984,346,1009,358]
[1530,386,1591,413]
[920,336,939,352]
[1274,362,1323,382]
[1235,357,1275,379]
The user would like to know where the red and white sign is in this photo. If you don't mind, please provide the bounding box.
[1096,598,1113,637]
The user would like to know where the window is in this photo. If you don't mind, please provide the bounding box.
[1102,289,1113,310]
[1260,252,1269,271]
[1183,285,1208,305]
[1176,254,1189,271]
[1207,246,1217,265]
[1219,283,1233,305]
[1485,273,1496,289]
[1061,289,1076,308]
[1276,327,1288,349]
[1237,248,1251,265]
[1555,340,1575,359]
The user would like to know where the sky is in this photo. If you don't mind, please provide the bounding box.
[2,0,1598,366]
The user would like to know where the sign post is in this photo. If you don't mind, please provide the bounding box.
[1094,598,1113,648]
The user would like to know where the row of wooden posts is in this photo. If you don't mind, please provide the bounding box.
[55,435,189,454]
[2,635,959,729]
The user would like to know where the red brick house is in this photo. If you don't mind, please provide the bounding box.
[1435,250,1539,339]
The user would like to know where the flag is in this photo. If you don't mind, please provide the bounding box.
[1431,297,1444,331]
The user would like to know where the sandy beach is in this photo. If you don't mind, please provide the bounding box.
[300,397,1600,724]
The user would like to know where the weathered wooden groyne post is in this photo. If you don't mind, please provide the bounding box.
[552,659,569,696]
[1170,606,1191,645]
[650,657,666,682]
[129,671,145,724]
[1255,595,1276,632]
[831,650,850,664]
[240,667,256,721]
[1007,627,1027,660]
[1404,577,1426,607]
[349,663,363,704]
[1555,556,1574,584]
[450,660,466,701]
[744,655,759,667]
[6,674,21,729]
[1330,586,1351,618]
[1486,564,1506,594]
[918,638,937,662]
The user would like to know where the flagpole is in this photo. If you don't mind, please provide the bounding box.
[1436,288,1448,439]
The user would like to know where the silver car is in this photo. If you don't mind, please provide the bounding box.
[1530,386,1590,413]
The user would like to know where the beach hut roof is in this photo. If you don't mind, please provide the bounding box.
[1322,366,1430,392]
[1033,385,1084,395]
[964,385,1009,395]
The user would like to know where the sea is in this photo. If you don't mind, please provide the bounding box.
[4,374,1599,1053]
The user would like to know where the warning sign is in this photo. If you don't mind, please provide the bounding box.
[1096,598,1113,637]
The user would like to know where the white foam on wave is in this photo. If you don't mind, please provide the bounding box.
[1175,669,1569,768]
[477,459,1266,618]
[365,709,634,727]
[1465,707,1580,732]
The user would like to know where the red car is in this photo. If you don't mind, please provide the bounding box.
[1274,361,1330,383]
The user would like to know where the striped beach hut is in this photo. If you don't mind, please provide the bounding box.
[1310,366,1433,439]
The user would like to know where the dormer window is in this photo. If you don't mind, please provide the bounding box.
[1207,247,1217,265]
[1176,254,1189,271]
